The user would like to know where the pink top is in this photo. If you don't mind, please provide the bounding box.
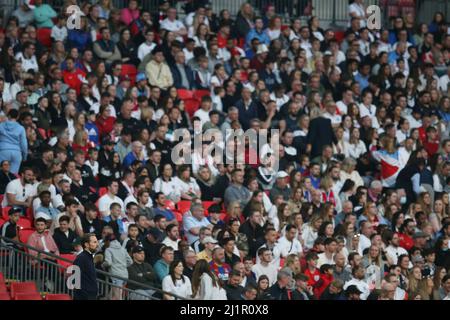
[120,8,140,26]
[27,231,60,258]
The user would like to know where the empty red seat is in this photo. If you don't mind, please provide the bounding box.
[202,201,216,215]
[10,282,38,299]
[176,200,191,214]
[18,228,35,244]
[334,31,345,43]
[2,207,11,220]
[45,293,72,300]
[17,218,32,229]
[57,254,77,272]
[177,89,194,100]
[14,293,42,300]
[193,89,210,101]
[37,28,52,48]
[0,292,11,300]
[184,98,200,118]
[0,283,7,293]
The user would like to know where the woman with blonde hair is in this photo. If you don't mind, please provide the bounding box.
[276,203,291,233]
[285,254,302,276]
[416,192,433,217]
[301,214,323,251]
[287,187,302,215]
[340,157,364,189]
[72,130,90,158]
[319,176,336,207]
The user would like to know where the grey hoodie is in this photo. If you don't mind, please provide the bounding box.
[103,240,133,279]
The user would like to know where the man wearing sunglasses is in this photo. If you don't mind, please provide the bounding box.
[1,166,36,214]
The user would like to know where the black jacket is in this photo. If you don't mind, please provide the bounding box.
[307,117,337,158]
[267,283,290,300]
[127,261,158,290]
[239,220,265,258]
[73,250,98,299]
[225,283,245,300]
[53,228,77,254]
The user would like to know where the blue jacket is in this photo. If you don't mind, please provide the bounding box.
[245,28,270,49]
[68,30,92,52]
[73,250,98,298]
[0,121,27,158]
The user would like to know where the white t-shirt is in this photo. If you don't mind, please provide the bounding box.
[15,53,39,72]
[2,179,37,207]
[317,253,336,268]
[160,18,186,41]
[193,108,211,127]
[348,3,367,28]
[51,25,68,42]
[343,278,370,300]
[385,245,408,265]
[153,177,181,202]
[251,263,278,286]
[98,194,125,217]
[138,42,156,61]
[162,275,192,300]
[358,103,376,118]
[272,236,303,267]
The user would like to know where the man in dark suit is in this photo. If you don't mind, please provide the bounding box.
[73,234,99,300]
[307,108,337,159]
[235,87,258,131]
[170,51,195,89]
[146,149,162,183]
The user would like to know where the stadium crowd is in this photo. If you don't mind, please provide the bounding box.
[0,0,450,300]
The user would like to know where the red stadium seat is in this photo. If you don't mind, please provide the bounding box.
[17,218,32,229]
[177,89,194,100]
[176,200,191,214]
[184,98,200,118]
[10,282,38,299]
[193,89,210,101]
[202,201,216,215]
[0,283,7,293]
[164,199,176,211]
[0,292,11,300]
[37,28,52,48]
[14,293,42,300]
[0,272,4,284]
[18,228,35,244]
[2,207,11,220]
[98,187,108,197]
[57,254,76,271]
[121,64,138,85]
[45,293,72,300]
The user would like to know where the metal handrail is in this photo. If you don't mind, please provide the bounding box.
[0,235,188,300]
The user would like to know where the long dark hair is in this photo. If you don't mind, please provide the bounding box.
[169,259,185,285]
[191,259,218,298]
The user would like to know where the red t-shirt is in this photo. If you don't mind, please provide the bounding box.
[314,274,333,298]
[423,140,439,157]
[397,232,414,251]
[63,69,86,95]
[304,268,321,287]
[95,116,116,139]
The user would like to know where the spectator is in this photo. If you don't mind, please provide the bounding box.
[162,259,192,300]
[53,215,77,254]
[73,233,99,300]
[191,259,227,300]
[0,110,28,174]
[154,245,175,283]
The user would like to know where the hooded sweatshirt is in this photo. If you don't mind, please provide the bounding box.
[103,240,133,279]
[0,120,27,158]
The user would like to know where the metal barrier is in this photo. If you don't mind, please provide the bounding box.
[0,235,186,300]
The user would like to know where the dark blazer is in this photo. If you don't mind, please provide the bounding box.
[239,220,264,258]
[235,99,258,131]
[170,64,195,89]
[73,250,98,300]
[306,117,337,158]
[53,228,77,254]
